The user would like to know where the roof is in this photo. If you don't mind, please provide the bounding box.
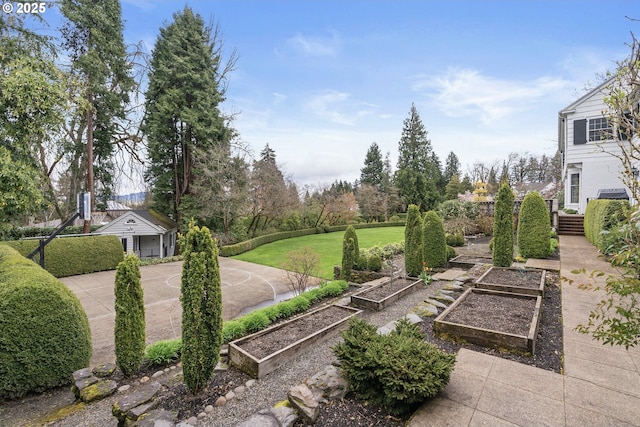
[131,209,177,230]
[558,76,615,115]
[95,209,177,235]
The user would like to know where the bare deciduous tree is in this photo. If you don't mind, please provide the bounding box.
[282,247,321,296]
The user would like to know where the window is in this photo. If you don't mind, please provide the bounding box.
[570,173,579,204]
[126,218,136,224]
[589,118,612,141]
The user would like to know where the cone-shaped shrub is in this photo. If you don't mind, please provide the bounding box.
[114,254,146,377]
[492,183,515,267]
[343,225,359,264]
[517,192,551,258]
[341,237,356,281]
[404,204,423,277]
[422,210,447,268]
[180,222,223,394]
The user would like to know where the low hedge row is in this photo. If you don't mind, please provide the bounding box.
[3,225,102,241]
[584,200,630,251]
[0,245,92,398]
[220,222,405,257]
[2,235,124,278]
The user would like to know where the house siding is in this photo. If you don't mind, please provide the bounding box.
[559,80,633,213]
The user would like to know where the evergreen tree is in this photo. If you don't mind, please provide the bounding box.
[517,192,551,258]
[144,6,233,224]
[60,0,134,230]
[443,152,462,184]
[492,183,514,267]
[343,225,359,264]
[114,254,145,377]
[180,222,223,394]
[360,142,384,187]
[395,104,440,210]
[404,204,423,277]
[444,174,463,200]
[341,237,356,281]
[422,211,447,269]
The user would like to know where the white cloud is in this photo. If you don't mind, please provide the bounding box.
[304,90,378,125]
[413,68,571,124]
[284,30,341,57]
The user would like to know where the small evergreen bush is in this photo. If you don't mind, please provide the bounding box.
[343,225,359,264]
[445,233,465,247]
[333,317,456,416]
[492,183,515,267]
[145,338,181,366]
[446,245,456,260]
[341,237,356,281]
[422,210,447,269]
[0,246,92,398]
[404,204,423,276]
[517,192,551,259]
[114,254,146,377]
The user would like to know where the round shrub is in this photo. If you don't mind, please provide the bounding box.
[422,210,447,269]
[446,245,457,260]
[404,204,423,277]
[492,183,515,267]
[517,192,551,259]
[445,233,465,247]
[368,254,382,271]
[0,246,92,398]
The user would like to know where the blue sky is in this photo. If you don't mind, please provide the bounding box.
[33,1,638,189]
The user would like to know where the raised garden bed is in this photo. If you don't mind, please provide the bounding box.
[434,288,542,355]
[475,266,546,296]
[448,254,492,269]
[350,278,423,311]
[229,304,361,378]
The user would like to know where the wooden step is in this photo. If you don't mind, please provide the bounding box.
[558,215,584,236]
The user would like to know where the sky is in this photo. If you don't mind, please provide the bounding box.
[28,0,639,190]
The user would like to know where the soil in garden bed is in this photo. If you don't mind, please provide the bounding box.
[479,267,543,289]
[441,291,536,337]
[237,305,355,360]
[356,278,418,301]
[451,255,493,264]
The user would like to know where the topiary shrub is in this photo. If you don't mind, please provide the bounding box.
[492,183,515,267]
[3,235,124,278]
[180,222,223,395]
[341,237,356,281]
[114,254,146,377]
[333,317,456,416]
[404,204,423,277]
[343,225,359,264]
[0,246,92,398]
[517,192,551,259]
[422,210,447,269]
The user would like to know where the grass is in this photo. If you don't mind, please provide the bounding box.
[232,227,405,279]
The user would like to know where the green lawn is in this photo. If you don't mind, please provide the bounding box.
[232,227,405,279]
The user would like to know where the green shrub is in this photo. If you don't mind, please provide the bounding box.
[277,300,296,318]
[180,223,223,394]
[445,233,465,247]
[492,183,515,267]
[517,192,551,259]
[422,211,447,269]
[289,295,311,313]
[341,237,356,281]
[437,200,479,221]
[446,245,456,260]
[114,255,146,377]
[343,225,359,264]
[404,204,423,277]
[262,305,283,322]
[318,280,349,297]
[222,320,246,343]
[476,215,494,236]
[443,218,477,236]
[367,254,382,271]
[0,246,91,398]
[241,312,271,333]
[145,338,181,366]
[333,317,456,416]
[584,199,630,251]
[3,235,124,278]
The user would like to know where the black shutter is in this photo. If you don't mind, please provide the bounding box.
[617,113,633,141]
[573,119,587,144]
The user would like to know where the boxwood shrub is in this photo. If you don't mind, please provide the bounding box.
[3,235,124,277]
[0,246,92,398]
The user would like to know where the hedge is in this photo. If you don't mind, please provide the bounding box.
[584,199,630,251]
[0,245,92,398]
[2,235,124,278]
[220,222,405,257]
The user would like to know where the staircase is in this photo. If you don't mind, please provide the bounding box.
[558,214,584,236]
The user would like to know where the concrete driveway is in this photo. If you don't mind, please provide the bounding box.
[60,258,293,366]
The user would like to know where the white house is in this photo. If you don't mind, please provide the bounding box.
[558,78,634,214]
[96,209,177,259]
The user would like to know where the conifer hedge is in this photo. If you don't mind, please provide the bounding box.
[404,204,423,277]
[422,210,447,268]
[0,246,91,398]
[114,254,145,377]
[492,183,515,267]
[584,199,630,251]
[341,237,356,281]
[517,192,551,259]
[180,223,222,394]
